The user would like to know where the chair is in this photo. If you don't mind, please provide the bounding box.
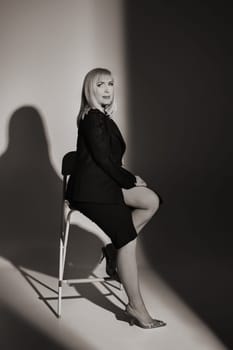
[58,151,122,317]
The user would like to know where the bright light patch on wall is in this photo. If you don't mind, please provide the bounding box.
[0,0,128,174]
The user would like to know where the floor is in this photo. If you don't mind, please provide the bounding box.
[0,255,228,350]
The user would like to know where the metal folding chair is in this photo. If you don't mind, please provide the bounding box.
[58,151,122,317]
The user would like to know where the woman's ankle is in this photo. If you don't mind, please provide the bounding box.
[127,302,153,322]
[128,301,147,312]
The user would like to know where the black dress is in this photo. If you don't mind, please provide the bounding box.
[65,108,138,249]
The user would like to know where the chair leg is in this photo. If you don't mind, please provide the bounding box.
[62,212,72,273]
[58,208,124,317]
[58,211,72,317]
[58,238,63,317]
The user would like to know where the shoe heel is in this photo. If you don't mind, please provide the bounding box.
[129,318,135,326]
[124,310,135,326]
[99,252,104,264]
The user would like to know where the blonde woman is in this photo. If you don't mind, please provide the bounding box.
[66,68,166,328]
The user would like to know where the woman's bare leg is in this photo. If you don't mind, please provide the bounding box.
[117,187,161,323]
[122,186,160,234]
[117,238,154,323]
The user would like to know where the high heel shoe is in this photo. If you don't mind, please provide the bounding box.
[125,304,167,329]
[100,243,117,277]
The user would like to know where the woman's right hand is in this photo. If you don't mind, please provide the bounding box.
[135,175,147,187]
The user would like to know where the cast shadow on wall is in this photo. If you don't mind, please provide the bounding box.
[0,106,104,280]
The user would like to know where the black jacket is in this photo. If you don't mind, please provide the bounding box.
[66,109,136,203]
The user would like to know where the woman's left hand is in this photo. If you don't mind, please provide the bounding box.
[135,175,147,187]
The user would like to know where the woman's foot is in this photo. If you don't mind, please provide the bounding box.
[101,243,117,277]
[125,303,166,329]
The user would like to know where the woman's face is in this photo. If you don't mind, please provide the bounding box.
[94,74,114,107]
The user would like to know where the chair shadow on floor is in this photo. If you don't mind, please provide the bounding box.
[0,105,126,321]
[18,224,127,321]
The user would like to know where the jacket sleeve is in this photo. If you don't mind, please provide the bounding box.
[82,112,136,189]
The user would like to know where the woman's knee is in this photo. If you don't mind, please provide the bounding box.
[122,186,160,211]
[147,190,160,214]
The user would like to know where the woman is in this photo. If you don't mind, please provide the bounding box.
[66,68,166,329]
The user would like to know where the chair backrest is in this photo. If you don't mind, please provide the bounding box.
[62,151,76,176]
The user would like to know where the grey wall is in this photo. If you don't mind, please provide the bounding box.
[125,1,233,348]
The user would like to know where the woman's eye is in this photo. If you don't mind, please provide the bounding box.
[96,83,103,87]
[109,82,114,86]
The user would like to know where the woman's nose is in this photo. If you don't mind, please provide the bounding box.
[104,85,110,93]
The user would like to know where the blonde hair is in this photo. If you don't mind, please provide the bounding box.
[77,68,117,126]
